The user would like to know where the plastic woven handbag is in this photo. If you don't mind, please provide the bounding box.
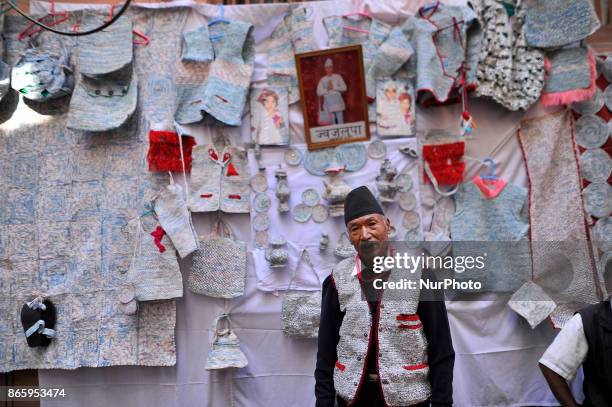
[188,218,246,298]
[205,313,248,370]
[281,249,322,339]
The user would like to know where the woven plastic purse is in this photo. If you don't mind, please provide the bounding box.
[187,218,246,298]
[205,313,248,370]
[280,249,322,339]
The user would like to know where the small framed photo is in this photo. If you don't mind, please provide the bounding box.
[250,87,290,146]
[295,45,370,150]
[376,79,416,137]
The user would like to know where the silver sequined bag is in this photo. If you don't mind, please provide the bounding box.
[281,250,321,339]
[188,218,246,298]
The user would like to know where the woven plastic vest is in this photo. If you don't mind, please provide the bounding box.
[332,257,431,406]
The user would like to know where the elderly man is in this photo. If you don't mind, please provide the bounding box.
[315,186,455,407]
[316,58,347,125]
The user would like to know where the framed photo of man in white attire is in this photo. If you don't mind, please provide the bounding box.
[295,45,370,150]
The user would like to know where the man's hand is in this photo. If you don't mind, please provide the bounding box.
[539,363,580,407]
[327,80,333,91]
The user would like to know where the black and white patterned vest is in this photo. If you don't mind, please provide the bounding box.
[332,257,431,406]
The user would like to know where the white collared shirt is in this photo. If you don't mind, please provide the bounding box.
[538,302,612,380]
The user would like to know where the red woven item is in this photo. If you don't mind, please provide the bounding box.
[226,162,239,177]
[150,226,167,253]
[422,141,465,185]
[147,130,196,173]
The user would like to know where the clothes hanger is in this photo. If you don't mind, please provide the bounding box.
[209,4,230,27]
[106,4,150,46]
[19,0,69,40]
[342,0,371,34]
[422,1,440,12]
[209,4,230,42]
[480,158,498,181]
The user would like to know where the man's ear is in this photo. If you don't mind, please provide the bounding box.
[385,217,392,231]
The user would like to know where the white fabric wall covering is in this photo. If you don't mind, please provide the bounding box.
[35,1,585,405]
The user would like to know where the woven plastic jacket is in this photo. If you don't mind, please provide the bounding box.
[188,144,250,213]
[175,20,255,126]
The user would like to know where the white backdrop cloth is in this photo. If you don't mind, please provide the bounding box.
[250,138,421,292]
[36,0,586,406]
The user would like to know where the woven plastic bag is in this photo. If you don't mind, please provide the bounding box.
[281,249,322,339]
[205,314,248,370]
[188,218,246,298]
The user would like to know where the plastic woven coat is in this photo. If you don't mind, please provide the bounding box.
[175,20,255,126]
[280,250,321,338]
[472,0,545,111]
[188,219,246,298]
[152,181,199,259]
[189,144,250,213]
[266,6,316,104]
[523,0,600,48]
[400,3,480,103]
[518,110,603,328]
[205,314,248,370]
[125,215,183,302]
[324,15,392,100]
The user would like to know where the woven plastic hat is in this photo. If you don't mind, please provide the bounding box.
[11,47,73,101]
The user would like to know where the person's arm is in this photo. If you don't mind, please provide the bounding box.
[316,78,327,96]
[315,274,344,407]
[335,75,347,93]
[418,269,454,407]
[539,364,580,407]
[538,313,588,407]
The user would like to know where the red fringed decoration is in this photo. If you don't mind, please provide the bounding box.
[226,162,239,177]
[147,130,196,173]
[422,141,465,185]
[150,226,167,253]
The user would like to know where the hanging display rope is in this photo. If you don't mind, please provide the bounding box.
[4,0,132,36]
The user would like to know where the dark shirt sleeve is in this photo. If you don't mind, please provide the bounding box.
[315,274,345,407]
[418,269,455,407]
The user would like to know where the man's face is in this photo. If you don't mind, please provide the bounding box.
[325,65,333,75]
[347,213,391,264]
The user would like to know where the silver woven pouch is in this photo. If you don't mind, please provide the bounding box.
[281,250,321,339]
[188,218,246,298]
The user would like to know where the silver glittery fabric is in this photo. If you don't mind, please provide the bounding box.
[332,257,431,406]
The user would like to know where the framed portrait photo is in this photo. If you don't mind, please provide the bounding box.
[250,87,290,146]
[376,79,416,138]
[295,45,370,150]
